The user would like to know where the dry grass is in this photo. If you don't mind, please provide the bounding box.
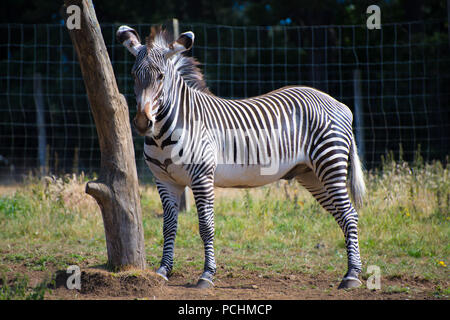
[0,157,448,299]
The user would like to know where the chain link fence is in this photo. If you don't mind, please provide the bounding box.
[0,20,449,181]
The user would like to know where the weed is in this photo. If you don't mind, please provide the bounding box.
[384,285,410,294]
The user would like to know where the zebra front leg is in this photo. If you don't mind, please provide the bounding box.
[191,177,216,289]
[155,180,184,281]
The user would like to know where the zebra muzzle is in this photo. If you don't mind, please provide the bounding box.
[133,101,155,135]
[133,113,152,135]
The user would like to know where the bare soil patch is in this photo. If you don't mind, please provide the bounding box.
[3,263,440,300]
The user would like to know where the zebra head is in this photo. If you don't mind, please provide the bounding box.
[117,25,194,136]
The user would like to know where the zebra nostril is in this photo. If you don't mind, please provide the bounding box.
[148,120,153,129]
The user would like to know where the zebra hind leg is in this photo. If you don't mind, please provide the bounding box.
[296,170,362,289]
[322,179,362,289]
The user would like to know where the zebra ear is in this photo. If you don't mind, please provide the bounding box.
[116,25,143,56]
[165,31,195,59]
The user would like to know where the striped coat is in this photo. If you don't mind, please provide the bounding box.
[117,25,365,289]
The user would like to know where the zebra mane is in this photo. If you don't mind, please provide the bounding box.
[146,26,211,94]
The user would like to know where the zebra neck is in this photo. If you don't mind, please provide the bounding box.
[152,73,192,141]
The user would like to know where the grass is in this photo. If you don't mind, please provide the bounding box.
[0,273,53,300]
[0,157,448,298]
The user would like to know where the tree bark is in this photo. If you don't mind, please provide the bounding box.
[63,0,146,270]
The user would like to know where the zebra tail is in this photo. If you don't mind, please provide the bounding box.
[349,135,366,210]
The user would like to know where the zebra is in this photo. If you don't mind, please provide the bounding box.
[117,25,366,289]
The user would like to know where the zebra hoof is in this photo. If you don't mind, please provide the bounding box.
[156,267,169,281]
[338,277,362,289]
[196,271,214,289]
[196,278,214,289]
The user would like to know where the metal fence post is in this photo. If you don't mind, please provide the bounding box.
[33,73,47,176]
[353,69,365,162]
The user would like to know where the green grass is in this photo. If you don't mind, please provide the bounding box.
[0,274,53,300]
[0,158,448,297]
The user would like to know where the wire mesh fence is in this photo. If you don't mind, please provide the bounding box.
[0,20,449,181]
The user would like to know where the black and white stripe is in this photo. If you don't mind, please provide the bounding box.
[122,27,366,288]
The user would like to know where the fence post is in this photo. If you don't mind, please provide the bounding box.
[63,0,146,270]
[172,18,191,213]
[353,69,365,162]
[33,73,47,176]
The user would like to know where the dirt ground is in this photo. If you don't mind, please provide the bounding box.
[3,263,444,300]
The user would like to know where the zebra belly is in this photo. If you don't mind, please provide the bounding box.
[214,163,299,188]
[145,160,192,186]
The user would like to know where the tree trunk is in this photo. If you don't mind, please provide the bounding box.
[63,0,146,270]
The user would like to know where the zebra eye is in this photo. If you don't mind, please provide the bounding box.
[157,73,164,81]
